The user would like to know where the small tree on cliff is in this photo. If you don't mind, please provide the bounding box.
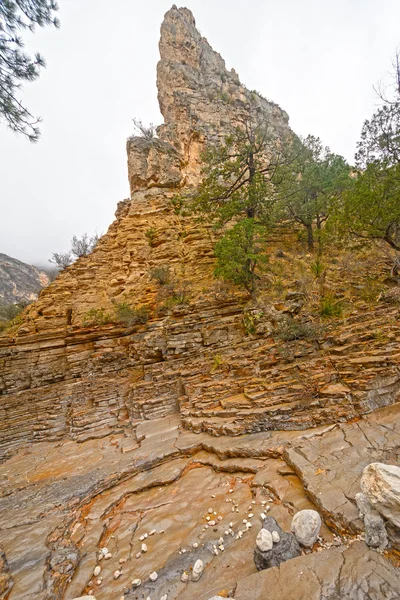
[0,0,60,141]
[50,233,100,270]
[277,135,351,251]
[189,111,295,292]
[337,52,400,253]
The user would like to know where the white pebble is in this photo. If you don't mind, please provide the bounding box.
[219,544,225,551]
[113,570,121,579]
[224,530,229,535]
[218,537,224,544]
[144,533,148,538]
[272,530,280,543]
[136,552,141,559]
[248,513,254,518]
[206,516,210,521]
[217,516,222,521]
[209,520,216,526]
[160,595,168,600]
[229,522,233,527]
[208,508,213,514]
[149,571,158,582]
[141,543,147,553]
[149,529,156,536]
[100,547,108,556]
[246,522,252,529]
[252,500,256,505]
[132,578,141,587]
[96,578,102,585]
[243,519,247,524]
[229,489,233,493]
[139,535,145,541]
[181,572,189,582]
[93,566,101,577]
[260,513,266,521]
[104,552,112,560]
[192,542,198,549]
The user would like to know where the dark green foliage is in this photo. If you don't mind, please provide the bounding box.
[0,0,60,141]
[337,53,400,252]
[187,109,293,292]
[192,111,291,227]
[214,219,268,294]
[319,293,343,318]
[277,135,351,251]
[150,266,171,285]
[339,162,400,251]
[310,258,326,278]
[275,317,320,341]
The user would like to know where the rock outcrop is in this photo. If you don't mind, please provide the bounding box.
[1,6,400,463]
[0,253,49,305]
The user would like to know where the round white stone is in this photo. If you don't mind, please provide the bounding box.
[256,528,273,552]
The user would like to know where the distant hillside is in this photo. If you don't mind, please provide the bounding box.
[0,253,49,304]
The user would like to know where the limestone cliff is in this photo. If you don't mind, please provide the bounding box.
[0,253,49,305]
[0,6,399,463]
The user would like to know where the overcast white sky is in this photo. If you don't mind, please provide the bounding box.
[1,0,399,266]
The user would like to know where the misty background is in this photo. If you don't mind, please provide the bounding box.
[0,0,399,267]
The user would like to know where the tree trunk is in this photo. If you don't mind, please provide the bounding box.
[306,224,314,251]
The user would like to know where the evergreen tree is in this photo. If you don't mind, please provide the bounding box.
[277,135,351,251]
[340,52,400,252]
[0,0,59,141]
[188,110,294,292]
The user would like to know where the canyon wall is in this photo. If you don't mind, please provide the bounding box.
[0,6,399,461]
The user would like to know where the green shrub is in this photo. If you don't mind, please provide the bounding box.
[358,277,384,303]
[150,266,171,285]
[157,281,190,312]
[145,227,157,247]
[320,293,343,318]
[82,308,112,327]
[275,317,320,341]
[211,353,225,371]
[0,301,30,333]
[242,309,264,335]
[310,258,326,278]
[114,302,150,326]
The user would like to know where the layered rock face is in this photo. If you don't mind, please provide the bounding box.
[0,5,400,462]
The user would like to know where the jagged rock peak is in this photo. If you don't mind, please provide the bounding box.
[156,5,290,151]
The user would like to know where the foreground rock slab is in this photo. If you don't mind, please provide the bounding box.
[237,542,400,600]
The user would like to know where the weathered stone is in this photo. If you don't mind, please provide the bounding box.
[256,528,273,552]
[291,509,321,547]
[254,517,301,571]
[355,492,388,549]
[192,558,204,581]
[237,542,400,600]
[361,462,400,528]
